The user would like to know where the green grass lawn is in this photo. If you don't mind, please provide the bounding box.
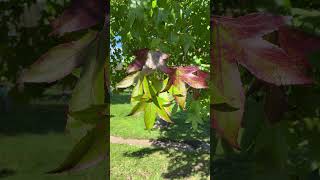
[110,93,210,179]
[0,104,105,180]
[111,144,209,180]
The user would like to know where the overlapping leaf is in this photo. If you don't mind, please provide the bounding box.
[126,49,171,74]
[278,26,320,68]
[167,66,208,109]
[19,31,97,83]
[50,0,105,35]
[211,12,314,148]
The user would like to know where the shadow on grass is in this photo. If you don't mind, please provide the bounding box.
[120,94,210,179]
[124,145,209,179]
[0,104,67,135]
[0,168,15,178]
[111,93,130,105]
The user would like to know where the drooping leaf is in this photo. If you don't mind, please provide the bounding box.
[116,71,141,88]
[19,31,97,83]
[144,102,157,130]
[69,32,105,113]
[128,101,146,116]
[169,79,187,109]
[155,96,172,123]
[211,21,245,148]
[49,121,107,173]
[131,77,144,103]
[50,0,105,35]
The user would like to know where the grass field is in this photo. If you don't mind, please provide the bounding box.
[111,144,209,180]
[110,93,210,179]
[0,104,105,180]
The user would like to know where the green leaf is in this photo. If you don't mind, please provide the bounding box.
[116,71,141,88]
[131,77,144,103]
[69,32,105,113]
[20,31,97,83]
[170,80,187,109]
[186,100,203,130]
[155,96,172,123]
[144,102,157,129]
[49,121,107,173]
[128,101,146,116]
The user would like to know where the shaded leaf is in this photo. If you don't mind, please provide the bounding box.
[116,71,141,88]
[19,31,97,83]
[50,0,105,35]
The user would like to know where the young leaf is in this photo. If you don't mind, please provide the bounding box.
[131,77,144,103]
[144,102,157,130]
[19,31,97,83]
[186,100,203,130]
[50,0,105,35]
[128,101,146,116]
[116,71,141,88]
[169,80,187,109]
[155,96,172,123]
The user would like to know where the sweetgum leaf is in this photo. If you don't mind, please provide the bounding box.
[213,13,312,85]
[69,32,105,112]
[50,0,105,35]
[174,66,208,89]
[279,26,320,70]
[19,31,97,83]
[211,12,314,148]
[126,49,170,74]
[116,71,141,88]
[144,102,157,130]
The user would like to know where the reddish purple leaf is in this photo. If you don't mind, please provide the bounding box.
[174,66,208,89]
[127,48,149,73]
[126,49,170,74]
[210,12,310,148]
[213,12,312,85]
[279,26,320,68]
[50,0,105,35]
